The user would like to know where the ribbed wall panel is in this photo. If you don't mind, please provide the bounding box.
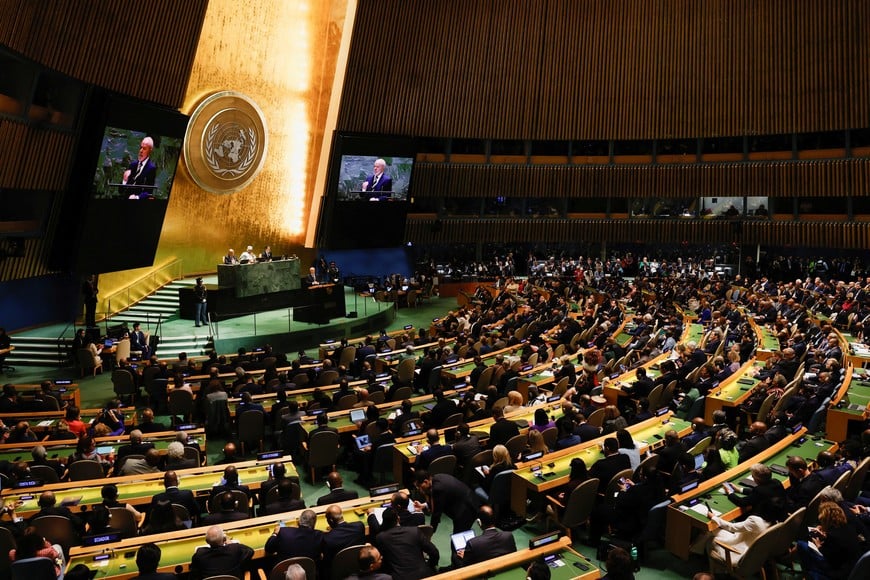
[411,159,870,199]
[339,0,870,139]
[0,0,208,107]
[405,218,870,249]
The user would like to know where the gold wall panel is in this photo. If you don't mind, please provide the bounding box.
[99,0,350,299]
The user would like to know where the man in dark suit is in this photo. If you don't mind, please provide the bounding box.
[368,491,425,536]
[737,421,772,463]
[574,413,603,442]
[589,437,632,494]
[29,490,85,534]
[260,478,305,516]
[316,471,359,506]
[786,455,828,509]
[589,463,667,545]
[133,542,176,580]
[459,506,517,566]
[452,423,483,472]
[202,491,250,526]
[362,158,393,200]
[727,463,787,522]
[116,429,155,468]
[123,136,158,199]
[654,430,693,478]
[426,389,459,428]
[374,507,439,579]
[321,504,366,578]
[210,466,251,505]
[130,322,151,358]
[350,545,393,580]
[264,508,323,563]
[488,406,520,448]
[680,417,710,450]
[152,471,200,523]
[415,428,453,471]
[414,470,479,533]
[189,525,254,580]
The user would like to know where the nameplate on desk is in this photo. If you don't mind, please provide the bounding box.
[547,395,561,403]
[54,379,73,385]
[529,531,562,549]
[791,423,803,434]
[369,483,400,496]
[737,378,755,385]
[257,451,283,461]
[655,407,669,417]
[521,364,534,372]
[13,479,43,488]
[376,372,390,379]
[404,324,413,330]
[175,424,197,431]
[522,451,544,462]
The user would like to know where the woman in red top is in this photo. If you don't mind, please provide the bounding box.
[64,406,87,439]
[9,527,63,577]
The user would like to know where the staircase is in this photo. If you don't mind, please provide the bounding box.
[5,279,215,368]
[109,281,188,326]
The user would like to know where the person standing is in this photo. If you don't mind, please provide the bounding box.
[82,274,98,328]
[194,277,208,327]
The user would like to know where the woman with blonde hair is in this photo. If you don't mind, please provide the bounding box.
[476,444,515,502]
[526,429,550,455]
[503,390,524,414]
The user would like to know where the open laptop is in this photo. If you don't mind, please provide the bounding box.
[349,408,366,423]
[450,529,476,553]
[354,434,371,450]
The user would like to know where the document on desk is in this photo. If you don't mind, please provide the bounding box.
[37,420,54,427]
[681,503,722,518]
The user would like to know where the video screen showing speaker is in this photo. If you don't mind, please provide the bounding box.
[58,90,189,274]
[320,134,416,249]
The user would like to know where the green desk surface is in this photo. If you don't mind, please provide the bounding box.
[513,414,692,491]
[670,430,835,525]
[0,431,206,465]
[2,456,295,517]
[66,493,393,579]
[755,325,781,352]
[837,379,870,416]
[485,548,598,580]
[707,361,764,405]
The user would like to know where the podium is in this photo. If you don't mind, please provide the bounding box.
[294,284,346,324]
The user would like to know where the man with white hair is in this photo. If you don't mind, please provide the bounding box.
[239,245,257,263]
[362,158,393,200]
[190,525,254,580]
[165,441,197,470]
[123,136,157,199]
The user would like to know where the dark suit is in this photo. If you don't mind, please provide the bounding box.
[429,473,478,533]
[189,542,254,580]
[201,509,250,526]
[368,508,425,537]
[729,479,787,521]
[737,435,771,463]
[375,525,439,580]
[125,157,157,199]
[30,505,85,534]
[152,486,200,521]
[321,521,366,576]
[575,422,602,442]
[655,443,692,476]
[117,441,155,466]
[416,444,453,471]
[589,453,632,493]
[365,172,393,193]
[265,525,324,562]
[488,418,520,448]
[316,487,359,506]
[452,435,483,469]
[462,527,517,565]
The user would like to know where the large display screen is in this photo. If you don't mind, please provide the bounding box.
[318,134,417,249]
[51,90,189,274]
[336,155,414,201]
[91,128,183,201]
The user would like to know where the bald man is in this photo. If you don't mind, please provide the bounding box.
[737,421,772,463]
[189,525,253,580]
[29,490,85,533]
[321,505,365,578]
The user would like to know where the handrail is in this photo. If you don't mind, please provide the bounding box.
[56,320,74,365]
[103,259,184,321]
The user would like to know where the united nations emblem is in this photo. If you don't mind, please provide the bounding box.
[183,91,268,194]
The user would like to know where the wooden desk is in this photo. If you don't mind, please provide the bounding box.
[827,366,869,442]
[665,429,836,559]
[0,428,206,466]
[749,319,781,361]
[703,359,764,424]
[510,413,692,516]
[10,382,80,408]
[0,408,137,434]
[427,536,599,580]
[1,454,294,518]
[65,491,396,579]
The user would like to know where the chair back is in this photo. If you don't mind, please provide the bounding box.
[114,338,131,363]
[270,556,317,580]
[505,433,527,459]
[238,410,265,455]
[308,430,341,479]
[464,449,493,484]
[685,436,712,457]
[442,412,463,429]
[10,557,56,580]
[372,443,395,483]
[265,481,301,505]
[396,358,416,384]
[844,457,870,501]
[171,503,191,524]
[183,445,202,466]
[108,507,138,538]
[391,386,412,401]
[317,370,339,386]
[208,489,250,515]
[541,426,558,450]
[338,346,357,369]
[552,376,569,397]
[29,464,60,484]
[427,365,443,392]
[604,468,634,504]
[331,544,365,580]
[291,373,310,387]
[337,393,358,410]
[68,459,104,481]
[30,515,77,555]
[635,498,672,545]
[755,392,776,423]
[111,369,137,398]
[633,453,660,481]
[832,469,852,494]
[847,549,870,580]
[730,519,783,576]
[427,454,457,477]
[768,507,805,560]
[646,385,664,410]
[206,398,230,436]
[76,348,98,376]
[368,390,385,405]
[586,408,605,428]
[488,469,515,519]
[684,395,705,420]
[0,526,15,578]
[168,389,194,421]
[476,366,495,392]
[562,477,600,529]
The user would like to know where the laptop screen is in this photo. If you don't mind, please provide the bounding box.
[693,454,705,471]
[355,434,371,450]
[349,408,366,423]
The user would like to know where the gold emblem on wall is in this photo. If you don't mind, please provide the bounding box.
[183,91,268,194]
